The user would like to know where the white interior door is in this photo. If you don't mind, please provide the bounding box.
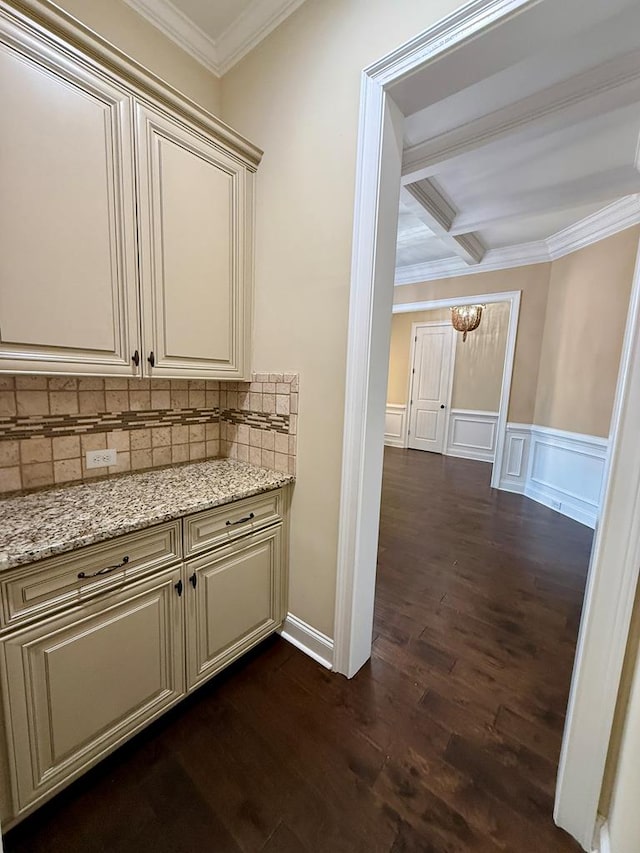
[408,324,454,453]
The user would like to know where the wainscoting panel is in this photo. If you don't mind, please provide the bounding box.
[384,404,407,448]
[500,423,531,493]
[499,423,608,529]
[445,410,498,462]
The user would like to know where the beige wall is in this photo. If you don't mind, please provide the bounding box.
[394,265,551,423]
[221,0,462,637]
[452,301,509,411]
[534,227,639,438]
[53,0,222,115]
[387,303,509,412]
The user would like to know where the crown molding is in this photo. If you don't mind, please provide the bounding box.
[123,0,220,74]
[547,195,640,258]
[216,0,306,75]
[395,194,640,284]
[123,0,305,78]
[395,241,550,284]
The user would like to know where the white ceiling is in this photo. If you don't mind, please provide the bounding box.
[394,0,640,283]
[123,0,305,76]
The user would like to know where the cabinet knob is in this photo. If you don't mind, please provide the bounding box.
[148,351,155,368]
[174,579,183,597]
[440,404,445,409]
[131,350,140,368]
[189,573,197,589]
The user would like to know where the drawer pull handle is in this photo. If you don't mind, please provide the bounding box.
[175,579,183,597]
[226,512,255,527]
[189,572,197,589]
[78,555,130,580]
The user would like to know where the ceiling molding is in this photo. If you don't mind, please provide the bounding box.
[395,195,640,284]
[123,0,220,74]
[123,0,305,77]
[402,48,640,183]
[395,242,550,284]
[403,182,486,264]
[449,167,640,235]
[547,195,640,258]
[216,0,306,75]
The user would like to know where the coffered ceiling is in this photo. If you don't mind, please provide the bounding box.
[392,0,640,283]
[123,0,305,75]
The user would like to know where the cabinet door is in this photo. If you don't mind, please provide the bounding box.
[0,17,140,376]
[186,525,283,690]
[135,102,253,380]
[0,566,184,813]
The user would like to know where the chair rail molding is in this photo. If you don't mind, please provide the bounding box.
[499,424,608,529]
[384,404,407,448]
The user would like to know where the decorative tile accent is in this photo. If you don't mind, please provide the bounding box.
[0,373,298,493]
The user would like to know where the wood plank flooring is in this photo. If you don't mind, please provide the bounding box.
[4,448,590,852]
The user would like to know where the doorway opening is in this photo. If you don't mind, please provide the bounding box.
[334,1,640,849]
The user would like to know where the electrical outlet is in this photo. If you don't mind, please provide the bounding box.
[86,449,117,469]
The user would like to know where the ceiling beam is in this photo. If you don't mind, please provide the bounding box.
[448,166,640,235]
[402,48,640,184]
[403,182,485,265]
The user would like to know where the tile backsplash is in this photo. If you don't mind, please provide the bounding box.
[0,373,298,494]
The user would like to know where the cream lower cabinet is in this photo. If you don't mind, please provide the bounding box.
[0,490,288,827]
[1,565,185,814]
[0,3,259,380]
[186,525,284,690]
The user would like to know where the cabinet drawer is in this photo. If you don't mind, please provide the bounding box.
[1,522,182,628]
[184,490,282,557]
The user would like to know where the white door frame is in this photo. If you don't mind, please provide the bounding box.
[406,321,456,453]
[396,291,521,486]
[333,1,640,849]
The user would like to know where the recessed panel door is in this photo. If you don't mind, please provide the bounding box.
[1,567,185,813]
[408,324,454,453]
[186,525,283,690]
[0,26,140,375]
[135,103,251,379]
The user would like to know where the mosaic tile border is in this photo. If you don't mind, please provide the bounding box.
[0,408,291,442]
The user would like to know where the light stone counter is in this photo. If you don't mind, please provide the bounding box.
[0,460,294,570]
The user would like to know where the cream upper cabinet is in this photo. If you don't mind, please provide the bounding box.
[135,103,253,380]
[0,5,259,380]
[0,17,140,376]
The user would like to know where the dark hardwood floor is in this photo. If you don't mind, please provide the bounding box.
[4,448,591,852]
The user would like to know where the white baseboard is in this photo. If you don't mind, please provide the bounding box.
[384,403,407,448]
[445,409,498,462]
[499,423,608,529]
[592,820,611,853]
[279,613,334,669]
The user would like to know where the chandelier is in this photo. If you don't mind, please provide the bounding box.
[450,304,485,342]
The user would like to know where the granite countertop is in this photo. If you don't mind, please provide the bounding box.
[0,460,294,571]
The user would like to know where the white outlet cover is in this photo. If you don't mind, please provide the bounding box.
[86,448,117,469]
